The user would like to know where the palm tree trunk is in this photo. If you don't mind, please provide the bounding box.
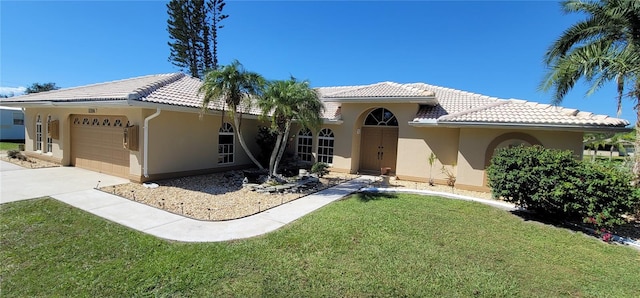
[233,112,264,170]
[634,84,640,184]
[634,108,639,183]
[273,122,292,177]
[268,133,284,176]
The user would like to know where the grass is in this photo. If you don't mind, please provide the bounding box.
[2,194,639,297]
[0,142,21,151]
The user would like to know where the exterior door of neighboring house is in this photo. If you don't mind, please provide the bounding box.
[359,107,399,174]
[360,127,398,174]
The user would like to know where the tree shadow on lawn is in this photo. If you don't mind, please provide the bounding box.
[356,191,398,202]
[510,210,640,244]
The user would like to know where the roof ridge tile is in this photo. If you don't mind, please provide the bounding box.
[128,73,186,100]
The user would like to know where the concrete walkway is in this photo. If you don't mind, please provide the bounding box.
[52,177,374,242]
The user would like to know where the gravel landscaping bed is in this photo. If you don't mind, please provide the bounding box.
[101,171,360,221]
[0,151,61,169]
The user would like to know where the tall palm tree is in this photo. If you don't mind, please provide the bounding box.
[258,77,325,177]
[541,0,640,179]
[199,60,266,170]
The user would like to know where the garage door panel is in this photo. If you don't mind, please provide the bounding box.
[71,115,130,178]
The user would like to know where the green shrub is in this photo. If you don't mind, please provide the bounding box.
[487,145,578,215]
[574,161,640,228]
[487,145,639,228]
[311,162,329,177]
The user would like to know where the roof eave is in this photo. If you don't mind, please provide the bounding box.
[0,100,129,107]
[126,99,261,120]
[323,118,344,125]
[437,121,632,132]
[409,120,631,132]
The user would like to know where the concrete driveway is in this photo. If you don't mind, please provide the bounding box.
[0,161,129,204]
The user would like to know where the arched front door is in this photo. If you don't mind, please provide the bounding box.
[359,108,398,174]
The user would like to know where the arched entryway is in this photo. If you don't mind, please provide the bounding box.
[359,108,399,174]
[483,132,542,186]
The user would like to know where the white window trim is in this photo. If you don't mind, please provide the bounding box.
[46,115,53,153]
[317,128,334,165]
[218,123,235,165]
[297,128,314,163]
[35,114,42,152]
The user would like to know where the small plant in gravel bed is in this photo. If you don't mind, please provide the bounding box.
[311,162,329,177]
[7,149,27,161]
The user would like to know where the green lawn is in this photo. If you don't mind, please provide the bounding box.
[0,142,20,151]
[2,194,639,297]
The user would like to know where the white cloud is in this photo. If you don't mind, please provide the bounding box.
[0,86,26,97]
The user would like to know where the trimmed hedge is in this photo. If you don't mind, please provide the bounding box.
[487,145,639,228]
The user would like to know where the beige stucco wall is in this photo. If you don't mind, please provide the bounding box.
[145,110,262,176]
[21,105,586,190]
[396,127,460,182]
[317,102,585,190]
[23,107,144,176]
[22,107,263,181]
[329,102,424,173]
[455,128,584,189]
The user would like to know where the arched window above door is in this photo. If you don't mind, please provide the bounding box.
[364,108,398,126]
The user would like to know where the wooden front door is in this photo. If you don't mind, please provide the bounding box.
[359,127,398,174]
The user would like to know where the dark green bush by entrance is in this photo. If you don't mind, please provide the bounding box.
[487,145,639,228]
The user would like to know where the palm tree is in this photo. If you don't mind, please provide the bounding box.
[541,0,640,179]
[258,77,325,177]
[199,60,266,170]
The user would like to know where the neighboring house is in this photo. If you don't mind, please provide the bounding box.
[0,106,25,141]
[0,73,630,191]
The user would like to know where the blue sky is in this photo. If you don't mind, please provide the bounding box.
[0,1,635,125]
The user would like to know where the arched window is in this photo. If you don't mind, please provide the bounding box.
[46,115,53,153]
[317,128,334,164]
[35,114,42,151]
[218,123,234,164]
[297,128,313,162]
[364,108,398,126]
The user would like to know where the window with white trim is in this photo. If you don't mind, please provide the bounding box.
[317,128,334,164]
[297,128,313,162]
[46,115,52,153]
[364,108,398,126]
[218,123,234,164]
[35,114,42,151]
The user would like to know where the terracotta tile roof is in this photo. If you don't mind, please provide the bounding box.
[321,81,435,99]
[2,73,185,102]
[1,73,629,128]
[137,74,262,115]
[2,72,263,115]
[437,100,629,127]
[317,81,629,128]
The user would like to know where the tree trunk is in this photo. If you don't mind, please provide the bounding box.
[634,108,639,183]
[273,122,292,177]
[268,133,284,176]
[233,112,264,170]
[610,145,614,161]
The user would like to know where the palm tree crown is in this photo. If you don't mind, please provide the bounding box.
[541,0,640,179]
[199,60,267,169]
[258,77,325,176]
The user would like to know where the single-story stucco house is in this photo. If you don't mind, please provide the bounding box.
[0,72,630,191]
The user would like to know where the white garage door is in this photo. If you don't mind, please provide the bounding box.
[71,114,130,178]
